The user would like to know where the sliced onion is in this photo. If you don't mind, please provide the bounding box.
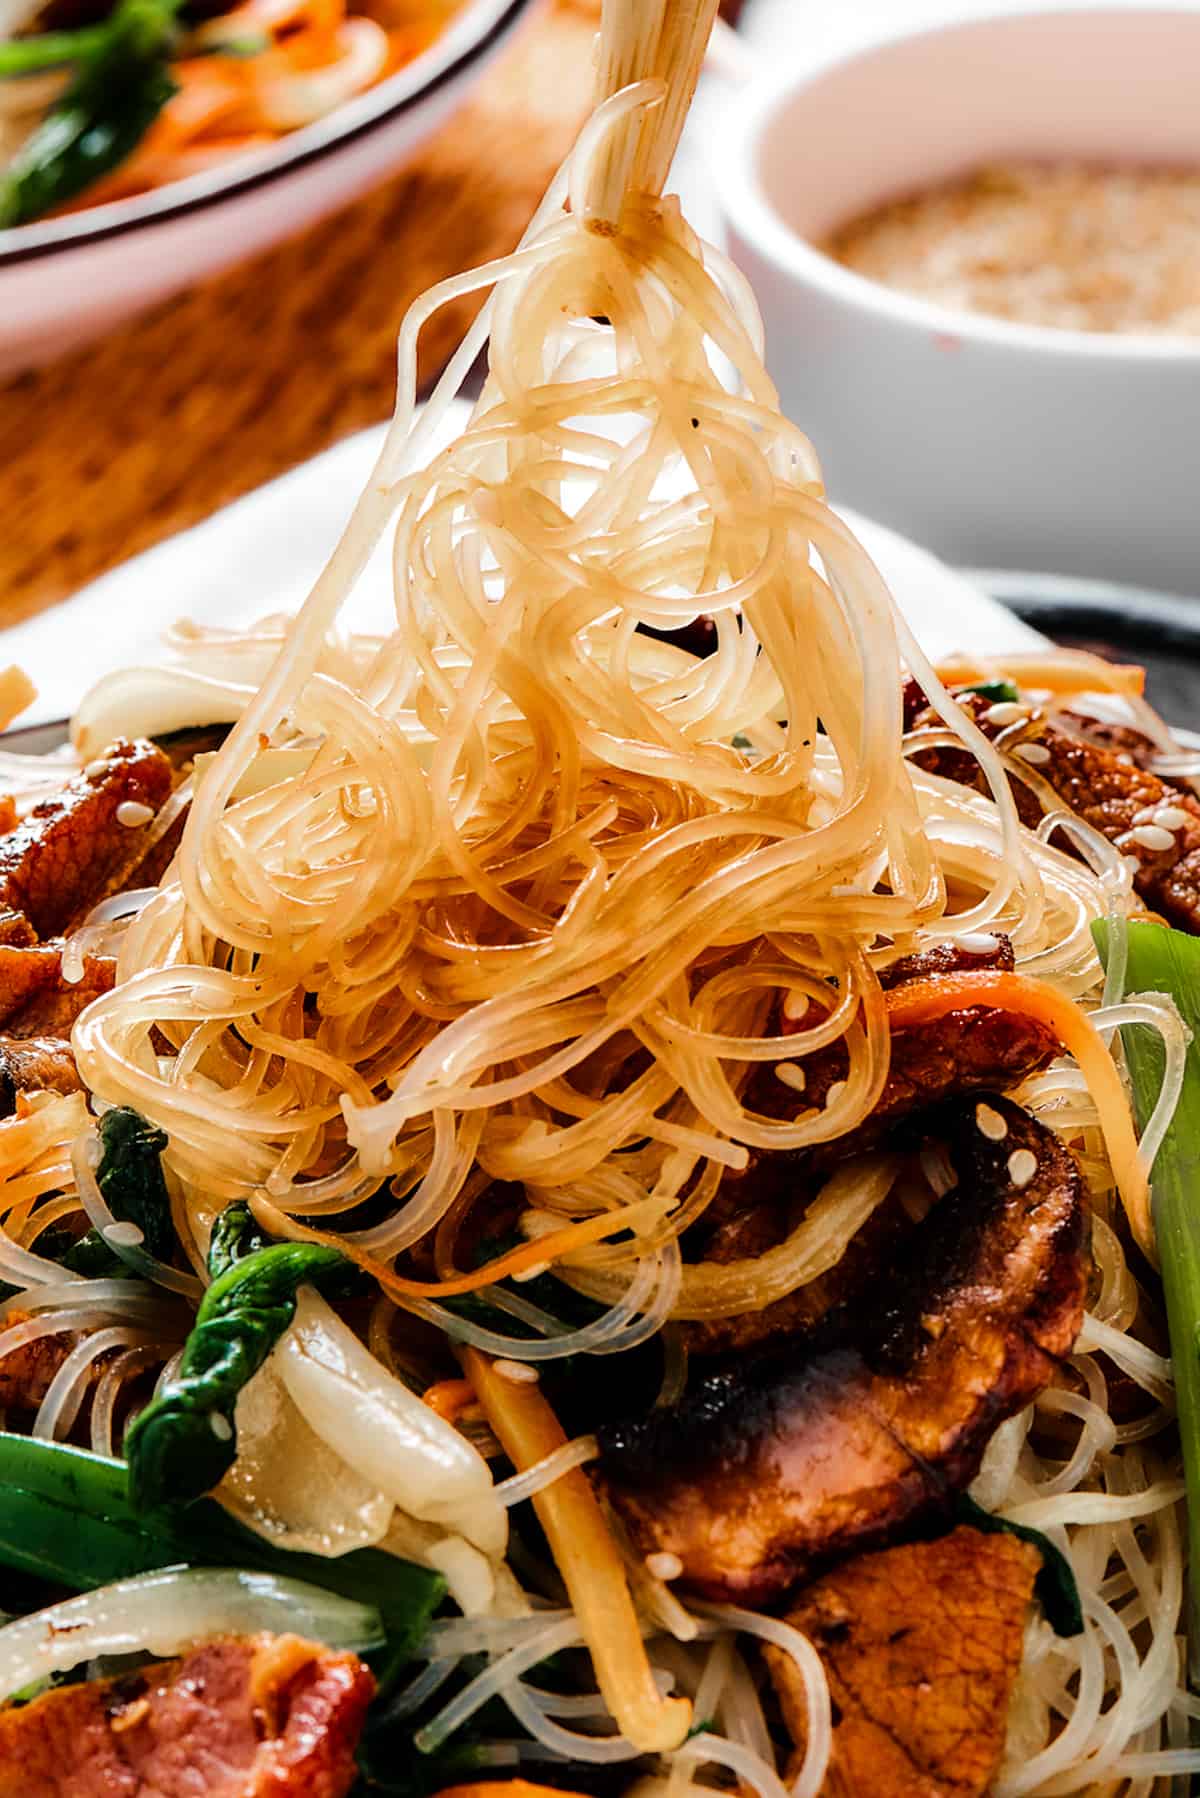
[278,1288,506,1555]
[0,1568,383,1701]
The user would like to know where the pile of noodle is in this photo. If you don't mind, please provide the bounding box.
[0,0,1192,1789]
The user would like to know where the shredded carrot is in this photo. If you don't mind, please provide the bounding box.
[434,1786,587,1798]
[886,970,1152,1257]
[249,1192,669,1299]
[935,651,1145,699]
[421,1377,478,1424]
[462,1347,692,1754]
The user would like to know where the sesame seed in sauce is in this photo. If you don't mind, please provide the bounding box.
[783,989,810,1023]
[957,932,999,954]
[1013,742,1051,766]
[825,1080,847,1108]
[116,800,154,828]
[103,1220,145,1247]
[975,1102,1008,1142]
[1130,824,1176,852]
[775,1062,807,1092]
[645,1551,684,1581]
[494,1359,540,1385]
[209,1412,234,1442]
[1154,805,1190,830]
[983,701,1027,726]
[84,758,109,779]
[511,1261,550,1284]
[1008,1149,1038,1188]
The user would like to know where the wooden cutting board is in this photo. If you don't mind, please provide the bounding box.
[0,0,601,632]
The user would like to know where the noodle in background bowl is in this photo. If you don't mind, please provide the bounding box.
[0,0,534,377]
[712,7,1200,598]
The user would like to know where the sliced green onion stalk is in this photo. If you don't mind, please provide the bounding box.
[1094,918,1200,1675]
[0,1432,443,1665]
[0,1567,383,1702]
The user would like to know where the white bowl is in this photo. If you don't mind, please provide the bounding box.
[713,7,1200,596]
[0,0,534,377]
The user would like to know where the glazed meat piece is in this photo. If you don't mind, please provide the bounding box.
[0,945,115,1032]
[0,739,171,939]
[0,1633,374,1798]
[876,931,1014,986]
[0,1037,83,1114]
[600,1097,1087,1602]
[7,954,116,1038]
[684,1188,915,1358]
[766,1527,1040,1798]
[0,1309,81,1415]
[908,682,1200,934]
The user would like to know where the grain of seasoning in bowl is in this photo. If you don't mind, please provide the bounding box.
[821,161,1200,336]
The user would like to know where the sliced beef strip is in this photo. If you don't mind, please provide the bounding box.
[0,1310,81,1416]
[6,953,116,1039]
[684,1188,916,1359]
[599,1096,1088,1603]
[0,739,171,939]
[0,1632,374,1798]
[766,1527,1040,1798]
[0,1037,83,1115]
[907,682,1200,934]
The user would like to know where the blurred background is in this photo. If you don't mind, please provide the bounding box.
[4,0,1200,711]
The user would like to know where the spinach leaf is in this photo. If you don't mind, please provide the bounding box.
[960,678,1021,705]
[49,1105,174,1281]
[953,1493,1082,1637]
[0,0,180,228]
[124,1236,351,1510]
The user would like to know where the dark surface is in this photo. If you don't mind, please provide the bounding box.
[970,570,1200,733]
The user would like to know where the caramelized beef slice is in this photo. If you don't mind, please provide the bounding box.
[909,685,1200,933]
[0,1310,80,1415]
[600,1097,1087,1602]
[0,1037,83,1114]
[0,739,171,938]
[685,1190,916,1358]
[767,1527,1040,1798]
[876,933,1014,986]
[6,953,115,1038]
[0,1633,374,1798]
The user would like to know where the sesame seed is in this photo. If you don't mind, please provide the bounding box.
[84,758,109,779]
[957,932,999,954]
[1133,805,1160,826]
[825,1080,847,1108]
[1118,753,1135,765]
[102,1220,144,1248]
[782,989,810,1023]
[645,1551,683,1581]
[116,800,154,828]
[1008,1149,1038,1188]
[1130,824,1176,852]
[1154,805,1190,830]
[775,1061,807,1092]
[209,1412,233,1442]
[512,1261,550,1284]
[1013,742,1051,766]
[984,701,1027,726]
[975,1103,1008,1142]
[494,1359,540,1385]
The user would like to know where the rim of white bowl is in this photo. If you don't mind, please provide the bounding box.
[0,0,533,266]
[713,3,1200,363]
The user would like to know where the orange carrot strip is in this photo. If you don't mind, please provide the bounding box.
[886,971,1152,1257]
[422,1377,478,1424]
[935,651,1145,699]
[435,1786,587,1798]
[249,1193,668,1298]
[463,1348,691,1754]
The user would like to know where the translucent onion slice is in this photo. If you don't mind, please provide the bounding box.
[278,1288,506,1556]
[0,1568,383,1701]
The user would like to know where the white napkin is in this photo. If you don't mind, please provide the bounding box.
[0,406,1039,729]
